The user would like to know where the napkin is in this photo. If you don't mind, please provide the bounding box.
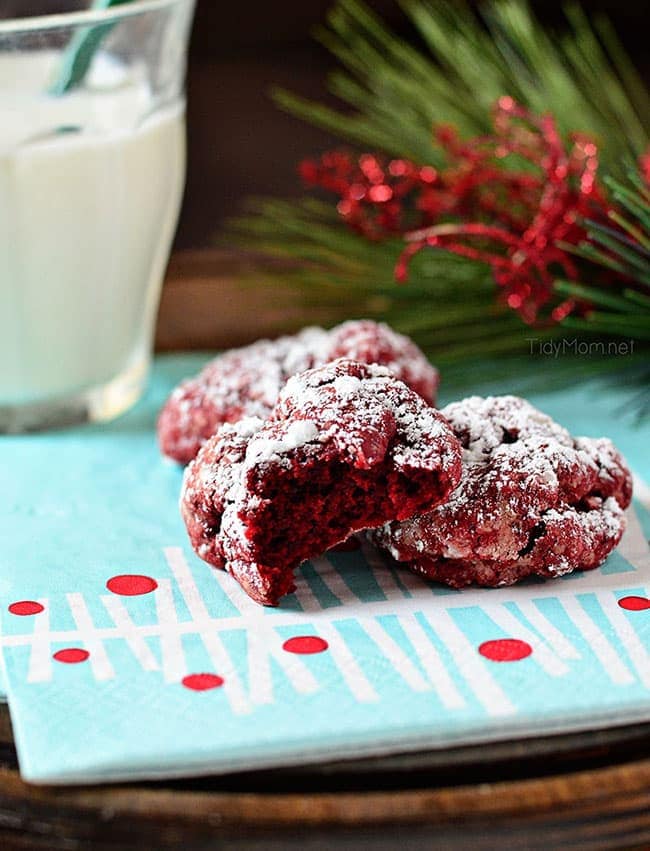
[1,354,649,784]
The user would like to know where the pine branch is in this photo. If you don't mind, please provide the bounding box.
[225,0,650,415]
[272,0,650,177]
[557,175,650,343]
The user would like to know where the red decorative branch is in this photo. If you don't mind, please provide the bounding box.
[300,97,612,323]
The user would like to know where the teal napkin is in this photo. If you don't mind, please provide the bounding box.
[0,355,648,784]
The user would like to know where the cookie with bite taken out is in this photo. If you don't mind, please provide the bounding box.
[181,359,461,605]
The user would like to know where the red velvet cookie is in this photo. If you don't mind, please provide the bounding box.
[181,359,462,605]
[158,320,439,464]
[372,395,633,588]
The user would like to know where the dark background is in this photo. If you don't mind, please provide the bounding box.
[2,1,649,248]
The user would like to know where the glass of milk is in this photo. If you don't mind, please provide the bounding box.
[0,0,195,432]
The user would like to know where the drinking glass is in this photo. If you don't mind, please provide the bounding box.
[0,0,195,431]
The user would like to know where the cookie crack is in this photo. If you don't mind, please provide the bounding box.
[501,427,519,444]
[517,519,547,557]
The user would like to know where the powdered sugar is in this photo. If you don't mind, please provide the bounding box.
[158,319,440,464]
[247,419,320,464]
[326,320,439,403]
[274,360,457,472]
[333,375,362,397]
[444,395,571,463]
[373,394,633,588]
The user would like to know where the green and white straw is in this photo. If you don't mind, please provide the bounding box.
[49,0,134,95]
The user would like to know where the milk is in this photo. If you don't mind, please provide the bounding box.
[0,51,185,407]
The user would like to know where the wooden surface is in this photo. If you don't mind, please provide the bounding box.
[1,702,650,849]
[2,250,649,849]
[156,250,316,351]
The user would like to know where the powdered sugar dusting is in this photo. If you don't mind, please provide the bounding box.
[373,394,633,589]
[444,395,571,463]
[326,320,439,404]
[158,319,439,463]
[333,375,362,397]
[247,419,320,464]
[273,360,458,473]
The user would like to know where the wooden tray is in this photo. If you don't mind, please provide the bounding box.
[1,705,650,848]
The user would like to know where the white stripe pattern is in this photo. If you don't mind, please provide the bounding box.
[482,602,570,677]
[595,590,650,688]
[292,580,379,703]
[154,578,187,683]
[559,596,635,685]
[359,540,465,707]
[209,558,320,701]
[27,599,52,684]
[397,613,466,709]
[515,599,581,660]
[66,592,114,680]
[164,548,250,715]
[1,503,648,717]
[101,595,159,672]
[420,609,516,717]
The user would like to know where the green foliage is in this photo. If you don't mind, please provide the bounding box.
[230,196,548,363]
[273,0,650,178]
[227,0,650,411]
[556,174,650,416]
[558,173,650,340]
